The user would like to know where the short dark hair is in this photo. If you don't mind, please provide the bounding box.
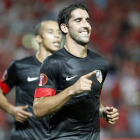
[57,2,89,35]
[34,22,42,36]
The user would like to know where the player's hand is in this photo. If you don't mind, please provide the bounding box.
[72,71,96,95]
[100,106,119,124]
[12,105,32,123]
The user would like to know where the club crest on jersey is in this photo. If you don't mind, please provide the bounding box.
[95,70,102,83]
[2,70,8,81]
[38,73,48,86]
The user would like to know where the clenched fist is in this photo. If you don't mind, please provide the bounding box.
[100,106,119,124]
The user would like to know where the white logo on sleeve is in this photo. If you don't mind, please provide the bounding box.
[95,70,102,83]
[27,77,39,82]
[66,75,77,81]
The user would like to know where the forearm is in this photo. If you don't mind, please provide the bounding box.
[100,98,105,108]
[0,89,15,115]
[33,86,74,119]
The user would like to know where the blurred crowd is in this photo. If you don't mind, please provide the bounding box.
[0,0,140,139]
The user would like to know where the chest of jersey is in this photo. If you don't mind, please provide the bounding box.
[16,64,40,94]
[57,57,105,98]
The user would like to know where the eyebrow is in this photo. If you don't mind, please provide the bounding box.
[47,29,53,31]
[74,17,90,21]
[46,29,61,32]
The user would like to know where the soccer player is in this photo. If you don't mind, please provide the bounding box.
[0,20,62,140]
[33,3,119,140]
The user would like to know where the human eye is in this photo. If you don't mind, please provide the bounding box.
[76,20,80,22]
[47,29,53,34]
[75,18,81,23]
[86,18,90,23]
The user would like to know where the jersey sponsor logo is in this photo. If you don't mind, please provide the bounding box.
[95,70,102,83]
[2,70,8,81]
[27,77,39,82]
[66,75,77,81]
[38,73,48,86]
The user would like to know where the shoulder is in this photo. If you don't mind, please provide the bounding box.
[15,55,35,64]
[89,49,108,61]
[41,49,66,73]
[50,48,65,59]
[5,55,35,78]
[89,49,109,68]
[13,55,36,67]
[44,48,64,64]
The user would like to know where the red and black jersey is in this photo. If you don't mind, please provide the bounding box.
[35,48,109,140]
[0,55,49,140]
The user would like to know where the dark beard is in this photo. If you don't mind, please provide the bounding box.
[76,39,89,46]
[69,28,90,46]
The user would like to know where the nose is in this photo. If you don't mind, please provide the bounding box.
[82,19,91,29]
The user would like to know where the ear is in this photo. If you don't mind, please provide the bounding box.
[60,23,68,34]
[35,35,42,43]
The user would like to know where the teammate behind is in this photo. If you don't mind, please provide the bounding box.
[0,20,62,140]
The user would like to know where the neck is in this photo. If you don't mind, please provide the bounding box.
[36,45,53,63]
[65,36,87,58]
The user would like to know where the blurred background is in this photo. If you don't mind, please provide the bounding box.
[0,0,140,139]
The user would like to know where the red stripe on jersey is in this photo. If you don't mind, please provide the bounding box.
[0,78,11,94]
[34,88,56,98]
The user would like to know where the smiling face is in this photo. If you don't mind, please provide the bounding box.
[37,21,62,53]
[63,9,91,46]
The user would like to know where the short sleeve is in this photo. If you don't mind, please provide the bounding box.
[99,60,109,96]
[34,58,59,98]
[0,61,17,94]
[102,60,109,85]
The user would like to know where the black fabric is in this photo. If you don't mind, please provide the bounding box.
[1,55,49,140]
[37,48,109,140]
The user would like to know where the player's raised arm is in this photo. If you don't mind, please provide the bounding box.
[33,71,96,119]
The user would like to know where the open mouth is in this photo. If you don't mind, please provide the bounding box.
[79,29,90,35]
[53,41,60,47]
[80,31,88,35]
